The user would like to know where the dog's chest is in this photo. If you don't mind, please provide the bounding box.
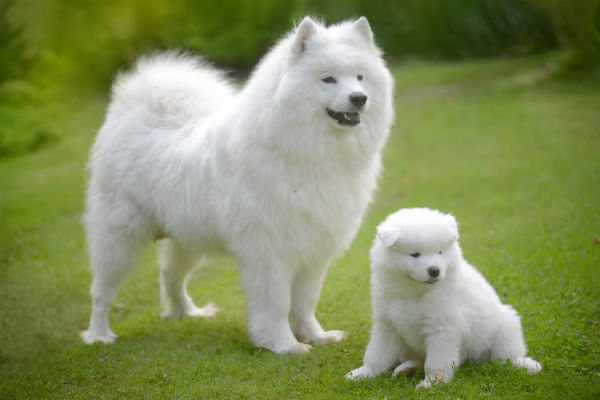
[251,158,370,234]
[214,134,378,260]
[385,300,426,353]
[284,172,367,247]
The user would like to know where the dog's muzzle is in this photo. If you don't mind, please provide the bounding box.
[326,92,367,127]
[326,108,360,126]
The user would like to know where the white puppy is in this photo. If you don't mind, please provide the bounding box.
[346,208,541,387]
[81,17,394,355]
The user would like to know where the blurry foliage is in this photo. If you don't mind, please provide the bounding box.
[528,0,600,69]
[0,0,597,157]
[357,0,557,59]
[4,0,562,88]
[0,0,55,157]
[0,103,55,157]
[0,0,27,82]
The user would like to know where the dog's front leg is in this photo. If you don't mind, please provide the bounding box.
[239,255,311,355]
[346,319,405,380]
[290,265,346,345]
[418,333,461,389]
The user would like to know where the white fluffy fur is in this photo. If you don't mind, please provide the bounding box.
[346,208,541,387]
[81,17,394,354]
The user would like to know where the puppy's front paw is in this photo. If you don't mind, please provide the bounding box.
[345,365,375,381]
[415,372,445,389]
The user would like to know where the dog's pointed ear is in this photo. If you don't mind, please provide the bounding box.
[377,226,403,247]
[291,17,317,57]
[353,17,374,45]
[444,214,459,241]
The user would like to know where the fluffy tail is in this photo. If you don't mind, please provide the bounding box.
[109,51,236,129]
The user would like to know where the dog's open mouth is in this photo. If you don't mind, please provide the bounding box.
[326,108,360,126]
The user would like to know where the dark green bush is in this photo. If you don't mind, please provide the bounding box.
[355,0,557,60]
[0,0,27,82]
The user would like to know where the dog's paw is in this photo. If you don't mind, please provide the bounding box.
[393,360,421,377]
[184,303,219,318]
[80,329,117,344]
[162,302,219,319]
[345,365,375,381]
[311,330,347,345]
[519,357,542,374]
[278,342,313,355]
[415,372,445,389]
[415,379,431,390]
[264,340,313,355]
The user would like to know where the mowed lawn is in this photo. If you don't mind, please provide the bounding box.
[1,56,599,399]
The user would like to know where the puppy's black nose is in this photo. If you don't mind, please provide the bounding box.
[349,92,367,108]
[428,266,440,278]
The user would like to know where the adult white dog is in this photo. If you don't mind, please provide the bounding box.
[346,208,541,386]
[81,16,394,354]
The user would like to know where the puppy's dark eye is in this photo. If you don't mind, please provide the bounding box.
[321,76,337,84]
[357,74,363,81]
[439,251,443,255]
[410,252,421,258]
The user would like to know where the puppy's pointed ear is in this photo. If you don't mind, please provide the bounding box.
[291,17,317,57]
[377,226,403,247]
[353,17,374,45]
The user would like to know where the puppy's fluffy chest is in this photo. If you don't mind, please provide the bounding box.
[374,282,463,354]
[384,298,428,351]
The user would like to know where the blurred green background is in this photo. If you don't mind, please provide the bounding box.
[1,0,599,157]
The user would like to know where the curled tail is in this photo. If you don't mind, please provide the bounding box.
[109,51,236,129]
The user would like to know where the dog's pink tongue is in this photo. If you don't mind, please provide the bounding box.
[345,112,359,122]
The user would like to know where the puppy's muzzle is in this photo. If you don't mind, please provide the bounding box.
[427,266,440,278]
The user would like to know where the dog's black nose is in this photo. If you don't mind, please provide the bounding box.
[349,92,367,108]
[428,266,440,278]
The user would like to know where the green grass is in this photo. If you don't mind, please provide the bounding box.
[1,55,599,399]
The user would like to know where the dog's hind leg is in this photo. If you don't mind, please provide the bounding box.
[159,239,218,319]
[81,224,137,344]
[290,265,346,345]
[491,305,542,374]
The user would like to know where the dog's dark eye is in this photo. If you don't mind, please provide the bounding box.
[357,74,363,81]
[321,76,337,84]
[439,250,443,255]
[410,252,421,258]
